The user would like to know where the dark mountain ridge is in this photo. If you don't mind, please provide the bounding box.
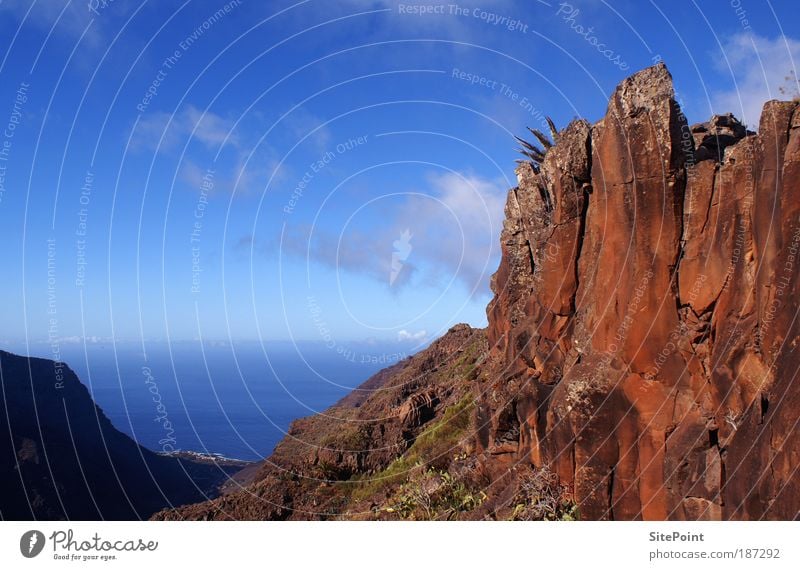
[0,350,241,520]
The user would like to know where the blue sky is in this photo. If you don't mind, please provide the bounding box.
[0,0,798,349]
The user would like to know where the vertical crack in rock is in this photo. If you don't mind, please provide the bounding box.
[480,63,800,521]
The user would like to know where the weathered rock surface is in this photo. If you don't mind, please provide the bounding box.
[478,63,800,520]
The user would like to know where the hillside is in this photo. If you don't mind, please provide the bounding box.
[154,324,495,520]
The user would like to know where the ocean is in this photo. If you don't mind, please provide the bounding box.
[20,341,410,462]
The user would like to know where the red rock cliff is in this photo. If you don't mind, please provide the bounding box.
[478,62,800,520]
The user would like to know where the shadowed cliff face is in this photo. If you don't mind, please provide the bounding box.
[479,62,800,521]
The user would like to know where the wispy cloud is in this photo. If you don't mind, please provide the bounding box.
[133,105,240,152]
[1,0,95,41]
[179,148,290,196]
[275,170,506,295]
[712,33,800,128]
[0,0,139,52]
[136,104,299,195]
[283,107,332,151]
[265,0,531,50]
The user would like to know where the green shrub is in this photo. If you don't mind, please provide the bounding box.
[385,469,486,520]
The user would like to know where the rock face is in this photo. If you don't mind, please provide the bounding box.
[0,350,241,520]
[479,63,800,520]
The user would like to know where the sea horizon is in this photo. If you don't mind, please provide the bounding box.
[3,339,422,462]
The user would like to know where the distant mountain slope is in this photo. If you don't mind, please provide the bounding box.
[0,350,243,520]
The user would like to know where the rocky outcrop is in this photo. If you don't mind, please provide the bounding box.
[0,350,242,520]
[478,63,800,520]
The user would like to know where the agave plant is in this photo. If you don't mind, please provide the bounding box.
[514,117,559,172]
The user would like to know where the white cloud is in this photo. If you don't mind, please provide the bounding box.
[136,105,291,195]
[284,107,332,151]
[397,329,427,341]
[0,0,99,45]
[182,106,238,148]
[0,0,141,54]
[712,33,800,128]
[179,147,290,196]
[394,171,506,292]
[132,105,239,153]
[280,170,507,295]
[58,335,112,344]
